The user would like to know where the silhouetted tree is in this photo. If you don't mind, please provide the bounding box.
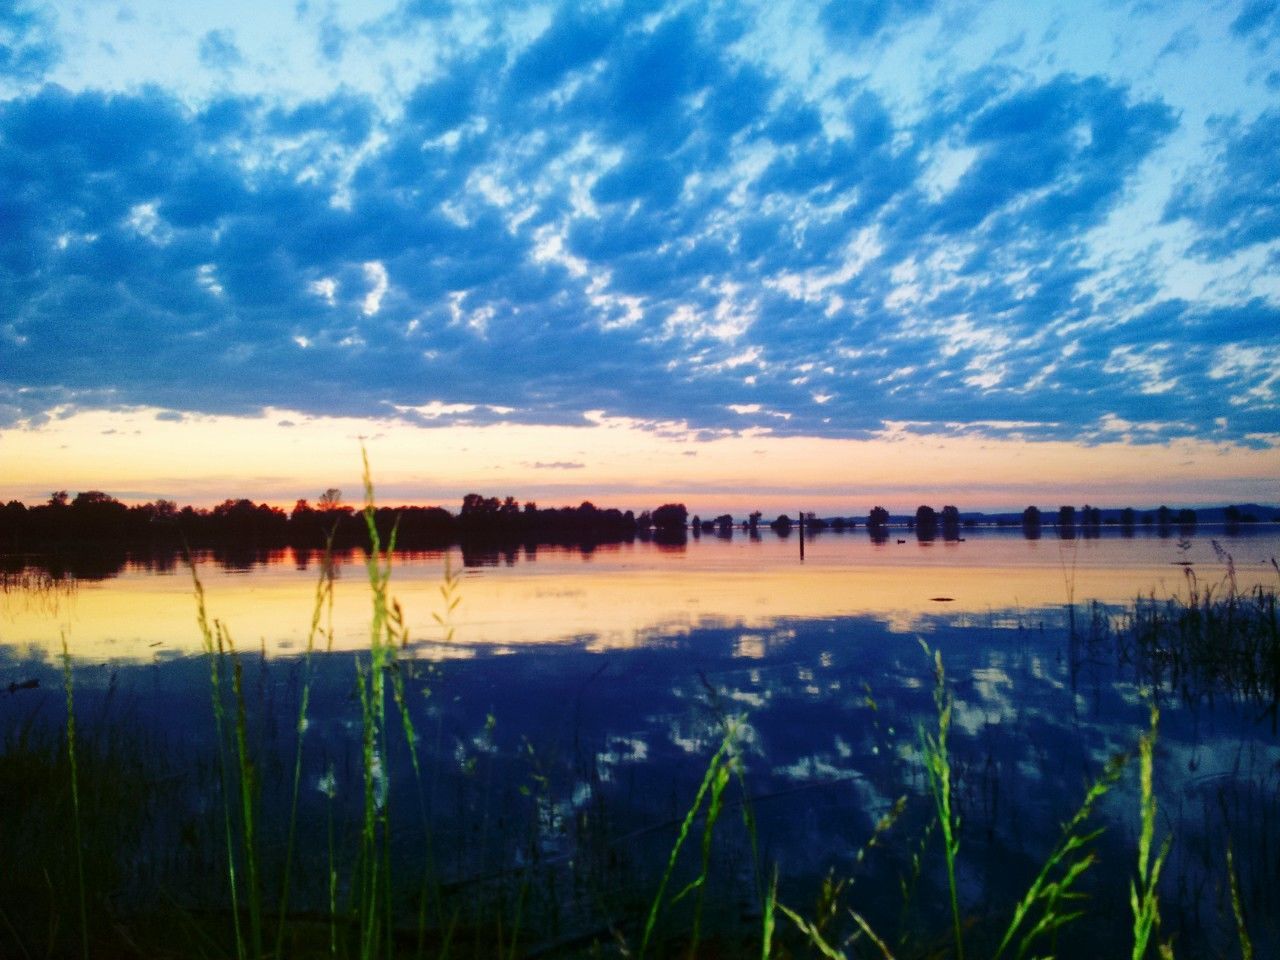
[68,491,129,539]
[0,500,28,542]
[940,505,960,541]
[1120,507,1136,536]
[1081,504,1101,538]
[461,493,499,516]
[1022,506,1042,539]
[651,504,688,530]
[149,499,178,521]
[1057,505,1076,539]
[915,505,938,541]
[867,506,890,543]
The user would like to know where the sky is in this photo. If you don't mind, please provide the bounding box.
[1,0,1278,515]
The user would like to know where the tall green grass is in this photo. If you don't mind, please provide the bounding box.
[1113,554,1280,706]
[190,562,249,960]
[275,534,335,959]
[182,452,449,960]
[773,644,1213,960]
[919,644,964,960]
[639,717,742,960]
[1130,706,1171,960]
[60,633,88,960]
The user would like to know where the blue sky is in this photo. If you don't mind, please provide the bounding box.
[1,0,1278,509]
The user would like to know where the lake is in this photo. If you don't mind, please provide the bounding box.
[2,524,1278,957]
[6,523,1280,660]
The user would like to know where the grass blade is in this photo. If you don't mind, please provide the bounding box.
[639,723,737,959]
[60,634,89,960]
[1131,704,1172,960]
[1227,840,1254,960]
[919,643,964,960]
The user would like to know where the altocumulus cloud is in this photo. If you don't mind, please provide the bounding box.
[0,0,1277,447]
[0,0,58,82]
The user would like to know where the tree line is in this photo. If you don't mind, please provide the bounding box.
[2,490,1262,562]
[0,489,692,553]
[1018,504,1212,539]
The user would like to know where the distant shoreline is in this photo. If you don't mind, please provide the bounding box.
[2,491,1276,561]
[2,492,1277,584]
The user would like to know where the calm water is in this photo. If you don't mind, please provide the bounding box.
[4,524,1279,660]
[3,525,1279,955]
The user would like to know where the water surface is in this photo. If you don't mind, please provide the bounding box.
[2,525,1278,955]
[4,525,1277,660]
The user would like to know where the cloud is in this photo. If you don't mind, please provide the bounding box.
[198,29,242,70]
[506,5,619,98]
[818,0,937,45]
[1231,0,1280,46]
[927,74,1175,236]
[0,0,58,82]
[0,1,1273,454]
[1164,109,1280,257]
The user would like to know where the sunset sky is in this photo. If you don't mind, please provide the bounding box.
[1,0,1277,515]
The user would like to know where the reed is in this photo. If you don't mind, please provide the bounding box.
[1112,561,1280,705]
[919,643,964,960]
[228,629,264,960]
[776,796,906,959]
[59,633,88,960]
[1227,839,1254,960]
[760,866,778,960]
[275,535,336,959]
[190,559,248,960]
[1130,705,1171,960]
[778,644,1182,960]
[639,717,742,959]
[991,752,1126,960]
[1,568,76,617]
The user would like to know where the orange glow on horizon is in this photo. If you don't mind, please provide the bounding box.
[0,406,1276,516]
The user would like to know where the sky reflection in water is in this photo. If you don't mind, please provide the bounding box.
[2,527,1279,954]
[4,526,1279,661]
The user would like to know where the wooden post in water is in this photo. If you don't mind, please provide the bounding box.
[799,508,805,561]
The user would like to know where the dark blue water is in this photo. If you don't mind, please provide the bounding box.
[3,600,1277,957]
